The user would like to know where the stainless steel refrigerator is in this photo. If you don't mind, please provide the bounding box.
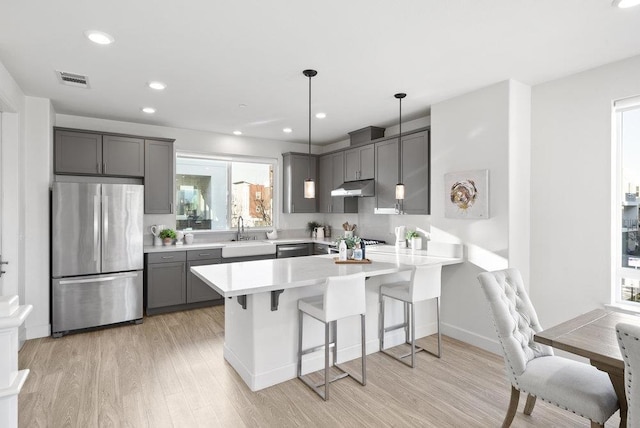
[51,182,144,337]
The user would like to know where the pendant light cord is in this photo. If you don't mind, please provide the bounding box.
[308,73,312,178]
[398,95,402,181]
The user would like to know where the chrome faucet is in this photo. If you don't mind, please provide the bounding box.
[237,216,245,241]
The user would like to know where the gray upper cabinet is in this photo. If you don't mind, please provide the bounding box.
[54,130,103,175]
[54,129,144,177]
[401,131,430,214]
[282,152,317,213]
[374,130,430,214]
[145,139,175,214]
[374,139,399,212]
[344,145,374,181]
[319,152,356,214]
[102,135,144,177]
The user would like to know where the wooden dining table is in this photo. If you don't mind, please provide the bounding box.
[534,308,640,428]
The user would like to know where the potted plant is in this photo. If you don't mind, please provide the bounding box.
[159,228,177,245]
[406,230,422,250]
[307,221,322,238]
[334,235,359,258]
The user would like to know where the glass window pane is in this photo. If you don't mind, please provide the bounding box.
[175,155,274,231]
[619,106,640,304]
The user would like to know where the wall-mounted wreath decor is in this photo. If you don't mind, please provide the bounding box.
[444,169,489,219]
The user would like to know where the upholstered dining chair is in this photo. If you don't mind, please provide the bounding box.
[616,322,640,428]
[477,268,619,428]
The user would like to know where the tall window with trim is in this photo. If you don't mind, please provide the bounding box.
[616,96,640,305]
[175,154,275,231]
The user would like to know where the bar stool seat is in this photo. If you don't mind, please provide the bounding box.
[379,263,442,368]
[297,272,367,401]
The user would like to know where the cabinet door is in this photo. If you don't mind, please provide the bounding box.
[374,139,399,211]
[187,259,223,303]
[54,130,102,175]
[283,153,317,213]
[103,135,144,177]
[402,131,430,214]
[331,152,346,213]
[318,155,332,213]
[359,145,375,180]
[147,261,186,308]
[344,148,360,181]
[145,139,174,214]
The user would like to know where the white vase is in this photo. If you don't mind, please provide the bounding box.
[410,237,422,250]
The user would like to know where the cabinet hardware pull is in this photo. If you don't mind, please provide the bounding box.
[103,162,106,173]
[199,253,211,256]
[161,256,174,259]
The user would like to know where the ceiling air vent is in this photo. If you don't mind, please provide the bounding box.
[56,71,90,88]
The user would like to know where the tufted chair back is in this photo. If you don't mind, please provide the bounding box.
[616,322,640,428]
[477,268,553,383]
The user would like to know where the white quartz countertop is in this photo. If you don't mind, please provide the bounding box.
[190,252,463,297]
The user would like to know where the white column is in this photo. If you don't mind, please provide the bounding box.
[0,295,32,428]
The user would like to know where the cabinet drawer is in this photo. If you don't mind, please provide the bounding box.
[187,249,222,261]
[147,251,186,264]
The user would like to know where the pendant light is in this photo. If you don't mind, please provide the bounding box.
[303,69,317,199]
[395,93,406,213]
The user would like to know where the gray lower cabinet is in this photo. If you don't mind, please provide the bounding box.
[145,139,174,214]
[54,128,145,177]
[282,152,318,213]
[146,252,187,310]
[186,249,223,303]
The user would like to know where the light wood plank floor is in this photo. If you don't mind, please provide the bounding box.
[19,306,621,427]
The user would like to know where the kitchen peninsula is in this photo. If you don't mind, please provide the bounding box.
[191,245,463,391]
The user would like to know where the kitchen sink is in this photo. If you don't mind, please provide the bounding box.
[221,241,277,258]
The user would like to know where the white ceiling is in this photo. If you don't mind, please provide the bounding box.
[1,1,639,145]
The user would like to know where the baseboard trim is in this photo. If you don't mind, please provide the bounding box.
[26,323,50,340]
[441,322,501,355]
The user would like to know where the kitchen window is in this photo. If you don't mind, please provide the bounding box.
[175,154,275,231]
[615,95,640,306]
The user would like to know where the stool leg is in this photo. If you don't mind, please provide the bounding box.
[436,296,442,358]
[379,293,385,352]
[360,313,367,385]
[404,301,410,344]
[410,302,416,368]
[332,320,338,365]
[297,310,303,378]
[324,321,330,401]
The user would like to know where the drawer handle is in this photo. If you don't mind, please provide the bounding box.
[199,253,211,256]
[161,256,174,259]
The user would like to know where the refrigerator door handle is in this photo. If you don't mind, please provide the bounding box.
[59,272,139,285]
[103,195,109,251]
[94,195,100,262]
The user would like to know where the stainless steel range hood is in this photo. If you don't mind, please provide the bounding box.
[331,179,375,197]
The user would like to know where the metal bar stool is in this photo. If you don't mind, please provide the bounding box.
[379,263,442,367]
[297,272,367,400]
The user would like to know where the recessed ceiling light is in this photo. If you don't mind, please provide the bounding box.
[239,104,248,108]
[233,130,242,135]
[148,81,166,90]
[84,30,114,45]
[142,107,156,114]
[613,0,640,7]
[315,112,326,119]
[283,128,293,133]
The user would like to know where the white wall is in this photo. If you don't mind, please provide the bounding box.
[23,97,54,338]
[531,54,640,327]
[428,80,530,352]
[0,60,28,342]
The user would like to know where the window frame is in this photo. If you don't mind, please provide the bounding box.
[175,151,278,233]
[613,95,640,308]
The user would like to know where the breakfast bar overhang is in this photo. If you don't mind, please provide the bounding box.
[191,248,463,391]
